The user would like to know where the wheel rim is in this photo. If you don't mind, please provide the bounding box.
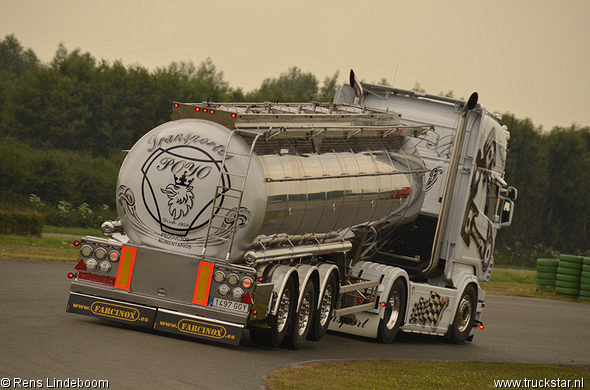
[318,285,333,327]
[276,288,291,333]
[385,290,400,330]
[457,295,472,333]
[296,292,312,336]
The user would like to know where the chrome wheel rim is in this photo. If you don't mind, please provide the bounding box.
[296,292,312,336]
[318,285,333,327]
[457,295,472,333]
[385,290,401,330]
[276,288,291,333]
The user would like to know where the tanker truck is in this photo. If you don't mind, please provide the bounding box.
[66,70,516,348]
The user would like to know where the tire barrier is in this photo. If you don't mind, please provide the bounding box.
[580,257,590,301]
[555,255,583,298]
[536,258,558,291]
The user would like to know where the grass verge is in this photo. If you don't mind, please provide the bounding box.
[0,226,103,262]
[265,360,590,390]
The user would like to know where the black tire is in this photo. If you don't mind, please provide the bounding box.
[377,278,406,344]
[536,265,558,273]
[450,285,477,344]
[287,279,316,350]
[583,264,590,272]
[250,277,295,348]
[308,272,337,341]
[584,257,590,265]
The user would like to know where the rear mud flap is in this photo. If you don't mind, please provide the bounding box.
[67,292,243,346]
[153,309,243,346]
[67,292,156,328]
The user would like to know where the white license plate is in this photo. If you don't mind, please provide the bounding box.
[209,297,250,314]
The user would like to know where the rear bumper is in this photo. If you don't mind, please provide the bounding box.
[67,291,244,346]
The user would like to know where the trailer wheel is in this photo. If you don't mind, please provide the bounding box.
[308,271,336,341]
[377,278,406,344]
[287,279,316,350]
[450,284,476,344]
[250,277,295,348]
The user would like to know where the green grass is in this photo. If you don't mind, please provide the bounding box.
[265,360,590,390]
[0,226,104,261]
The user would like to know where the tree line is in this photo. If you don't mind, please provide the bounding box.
[0,34,588,260]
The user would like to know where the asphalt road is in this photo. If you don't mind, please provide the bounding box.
[1,258,589,390]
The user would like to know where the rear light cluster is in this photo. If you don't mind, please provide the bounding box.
[72,240,121,286]
[212,270,254,301]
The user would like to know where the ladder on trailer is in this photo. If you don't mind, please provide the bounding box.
[201,130,261,262]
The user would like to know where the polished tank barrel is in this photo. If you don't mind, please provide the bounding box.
[116,118,426,263]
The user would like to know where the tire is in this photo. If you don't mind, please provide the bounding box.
[557,267,582,276]
[250,277,295,348]
[377,278,406,344]
[581,271,590,279]
[450,284,477,344]
[579,283,590,292]
[537,258,559,267]
[556,280,580,289]
[536,266,558,274]
[584,257,590,265]
[559,254,584,263]
[555,287,579,296]
[287,279,316,350]
[556,274,581,283]
[558,261,583,270]
[449,284,477,344]
[579,289,590,297]
[536,272,557,279]
[537,280,556,288]
[308,271,337,342]
[583,265,590,272]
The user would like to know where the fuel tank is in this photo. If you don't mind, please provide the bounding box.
[116,118,426,262]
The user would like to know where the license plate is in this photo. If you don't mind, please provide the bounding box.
[209,297,250,314]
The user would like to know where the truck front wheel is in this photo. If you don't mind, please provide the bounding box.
[449,284,476,344]
[377,278,406,343]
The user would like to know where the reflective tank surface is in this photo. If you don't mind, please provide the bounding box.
[117,118,425,262]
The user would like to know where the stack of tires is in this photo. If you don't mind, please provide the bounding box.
[536,258,558,291]
[556,254,583,298]
[580,257,590,301]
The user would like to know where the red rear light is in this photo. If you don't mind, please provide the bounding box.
[195,107,200,111]
[478,324,485,330]
[73,240,80,247]
[67,272,75,279]
[174,103,179,108]
[210,109,215,114]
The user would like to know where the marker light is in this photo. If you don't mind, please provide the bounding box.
[241,277,253,289]
[257,277,263,282]
[73,240,80,247]
[67,272,75,279]
[478,324,485,330]
[98,260,112,273]
[380,301,386,307]
[108,250,120,262]
[86,258,98,271]
[80,245,93,257]
[252,309,258,315]
[232,287,245,300]
[174,103,179,108]
[218,284,230,296]
[214,271,226,283]
[95,247,107,260]
[227,274,239,286]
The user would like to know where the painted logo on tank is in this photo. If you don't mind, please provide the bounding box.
[141,145,225,236]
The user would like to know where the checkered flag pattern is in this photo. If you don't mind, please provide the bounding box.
[409,291,449,328]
